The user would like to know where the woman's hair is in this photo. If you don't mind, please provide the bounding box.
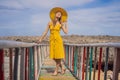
[58,17,62,23]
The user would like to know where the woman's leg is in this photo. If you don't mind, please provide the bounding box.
[53,59,66,75]
[52,59,59,75]
[59,59,66,74]
[53,59,62,75]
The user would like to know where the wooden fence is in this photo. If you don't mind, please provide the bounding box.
[64,43,120,80]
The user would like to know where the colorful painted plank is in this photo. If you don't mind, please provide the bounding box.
[82,47,86,80]
[89,47,93,80]
[13,48,19,80]
[0,49,4,80]
[93,47,97,80]
[104,47,109,80]
[9,48,13,80]
[98,47,102,80]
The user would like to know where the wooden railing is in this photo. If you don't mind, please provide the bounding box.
[0,40,49,80]
[1,40,120,80]
[64,43,120,80]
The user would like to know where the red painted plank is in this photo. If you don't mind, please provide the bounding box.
[9,49,13,80]
[98,47,102,80]
[82,47,86,80]
[0,49,4,80]
[25,48,28,80]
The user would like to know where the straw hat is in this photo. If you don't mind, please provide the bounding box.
[50,7,68,22]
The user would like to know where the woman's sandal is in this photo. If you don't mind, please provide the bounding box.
[61,69,66,75]
[52,71,58,76]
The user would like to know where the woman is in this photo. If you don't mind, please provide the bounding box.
[37,7,68,76]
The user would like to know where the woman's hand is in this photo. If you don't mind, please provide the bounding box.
[62,21,67,26]
[36,39,42,44]
[63,21,67,24]
[61,21,68,34]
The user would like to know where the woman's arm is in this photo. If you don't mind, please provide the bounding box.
[38,23,50,43]
[61,22,68,34]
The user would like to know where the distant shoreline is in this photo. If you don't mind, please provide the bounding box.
[0,35,120,44]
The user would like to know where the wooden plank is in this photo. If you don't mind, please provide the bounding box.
[13,48,19,80]
[98,47,102,80]
[104,47,109,80]
[0,49,4,80]
[80,47,83,80]
[36,46,40,74]
[82,47,86,80]
[93,47,97,80]
[74,46,78,75]
[20,48,25,80]
[9,48,13,80]
[89,47,93,80]
[66,46,69,66]
[77,47,81,79]
[72,46,74,72]
[34,46,38,80]
[68,46,70,67]
[113,48,120,80]
[71,46,74,71]
[70,46,72,70]
[25,48,29,80]
[85,47,90,80]
[38,46,42,68]
[29,47,34,80]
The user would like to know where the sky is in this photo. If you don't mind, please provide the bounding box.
[0,0,120,36]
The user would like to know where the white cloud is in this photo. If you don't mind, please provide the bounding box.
[0,0,94,9]
[0,0,24,9]
[67,3,120,35]
[69,4,120,24]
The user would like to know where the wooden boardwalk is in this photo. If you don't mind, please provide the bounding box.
[39,57,76,80]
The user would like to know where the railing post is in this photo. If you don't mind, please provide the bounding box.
[80,47,83,80]
[9,48,13,80]
[68,46,70,68]
[34,46,38,80]
[104,47,109,80]
[70,46,72,70]
[82,47,86,80]
[93,47,97,80]
[25,48,29,80]
[77,47,81,79]
[13,48,19,80]
[38,46,42,68]
[98,47,102,80]
[0,49,4,80]
[72,46,74,72]
[89,47,93,80]
[74,46,78,75]
[113,48,120,80]
[85,47,90,80]
[36,46,40,74]
[65,45,69,66]
[29,47,34,80]
[20,48,25,80]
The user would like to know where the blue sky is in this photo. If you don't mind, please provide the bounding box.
[0,0,120,36]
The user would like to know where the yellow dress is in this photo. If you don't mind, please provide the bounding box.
[49,22,65,59]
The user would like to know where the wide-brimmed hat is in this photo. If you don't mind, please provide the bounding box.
[49,7,68,22]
